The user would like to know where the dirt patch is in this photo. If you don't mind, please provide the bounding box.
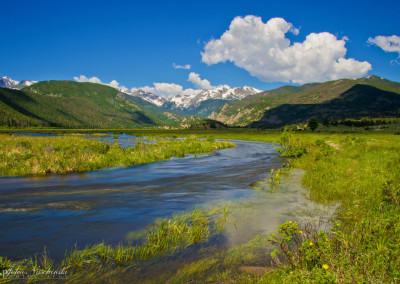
[326,141,341,150]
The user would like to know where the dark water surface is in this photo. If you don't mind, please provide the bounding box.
[0,138,285,259]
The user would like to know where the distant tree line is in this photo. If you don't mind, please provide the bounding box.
[326,117,400,127]
[281,117,400,132]
[0,116,45,127]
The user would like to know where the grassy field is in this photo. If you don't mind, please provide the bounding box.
[0,134,235,176]
[156,130,400,283]
[1,129,400,282]
[161,130,400,283]
[263,130,400,282]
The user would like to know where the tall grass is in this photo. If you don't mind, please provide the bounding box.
[164,132,400,283]
[263,132,400,282]
[0,134,235,176]
[2,130,400,282]
[0,206,230,282]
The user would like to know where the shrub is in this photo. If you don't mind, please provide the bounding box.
[308,118,319,131]
[276,128,308,158]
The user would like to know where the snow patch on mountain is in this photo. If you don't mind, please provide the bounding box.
[191,86,262,107]
[169,92,200,108]
[1,75,261,109]
[127,89,167,106]
[125,85,261,109]
[0,76,37,90]
[166,85,262,108]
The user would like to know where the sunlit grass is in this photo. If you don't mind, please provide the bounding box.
[0,134,235,176]
[262,131,400,282]
[165,131,400,283]
[2,129,400,282]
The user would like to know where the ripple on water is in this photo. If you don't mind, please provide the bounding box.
[0,138,293,260]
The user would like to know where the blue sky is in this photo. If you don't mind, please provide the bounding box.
[1,0,399,97]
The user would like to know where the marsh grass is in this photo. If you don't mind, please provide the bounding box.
[2,130,400,282]
[166,235,275,283]
[0,206,230,282]
[0,134,235,176]
[164,131,400,283]
[66,133,111,137]
[263,132,400,282]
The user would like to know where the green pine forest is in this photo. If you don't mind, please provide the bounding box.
[1,75,400,130]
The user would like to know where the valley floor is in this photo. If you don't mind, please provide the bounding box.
[1,129,400,282]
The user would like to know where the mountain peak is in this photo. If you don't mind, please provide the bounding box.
[0,76,19,87]
[123,85,262,109]
[0,76,37,89]
[171,86,262,108]
[363,75,385,81]
[126,89,167,106]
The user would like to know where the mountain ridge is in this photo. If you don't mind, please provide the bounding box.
[0,81,168,128]
[1,75,262,117]
[249,84,400,128]
[126,85,261,110]
[209,75,400,127]
[1,75,400,129]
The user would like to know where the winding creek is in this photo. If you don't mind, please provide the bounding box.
[0,135,332,263]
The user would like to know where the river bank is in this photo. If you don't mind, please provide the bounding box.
[0,134,234,176]
[1,130,399,282]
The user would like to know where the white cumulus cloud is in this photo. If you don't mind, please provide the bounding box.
[74,75,206,98]
[201,16,371,84]
[132,82,204,98]
[132,83,201,98]
[172,63,191,70]
[368,35,400,56]
[73,75,102,84]
[188,72,214,89]
[73,75,128,91]
[140,83,183,98]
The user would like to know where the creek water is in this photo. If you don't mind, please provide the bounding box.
[0,135,332,263]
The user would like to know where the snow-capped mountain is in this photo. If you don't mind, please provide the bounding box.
[168,92,201,109]
[189,86,261,108]
[0,75,261,110]
[126,86,262,109]
[19,80,36,87]
[0,76,20,88]
[128,89,167,106]
[0,76,37,90]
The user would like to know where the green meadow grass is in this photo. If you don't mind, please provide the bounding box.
[163,131,400,283]
[1,129,400,282]
[0,134,235,176]
[259,130,400,283]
